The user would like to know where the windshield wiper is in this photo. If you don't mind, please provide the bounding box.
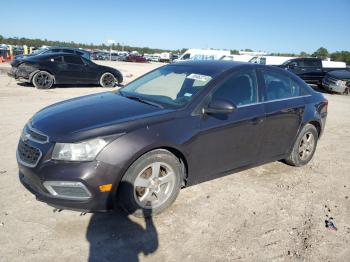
[120,92,163,109]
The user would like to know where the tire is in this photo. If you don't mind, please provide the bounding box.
[32,71,54,89]
[343,87,349,96]
[99,72,118,87]
[285,124,318,167]
[118,149,183,217]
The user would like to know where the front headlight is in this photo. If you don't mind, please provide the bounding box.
[336,80,346,87]
[52,137,113,161]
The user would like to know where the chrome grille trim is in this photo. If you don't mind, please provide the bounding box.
[22,123,49,144]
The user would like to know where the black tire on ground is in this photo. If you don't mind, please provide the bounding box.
[99,72,118,87]
[285,123,319,167]
[117,149,183,217]
[32,71,54,89]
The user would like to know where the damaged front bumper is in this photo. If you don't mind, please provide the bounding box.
[8,63,38,82]
[8,67,31,81]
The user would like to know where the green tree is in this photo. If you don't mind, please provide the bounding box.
[330,51,350,65]
[312,47,329,58]
[230,49,239,55]
[299,51,309,57]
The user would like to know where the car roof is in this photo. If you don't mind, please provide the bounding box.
[45,46,89,53]
[170,60,262,74]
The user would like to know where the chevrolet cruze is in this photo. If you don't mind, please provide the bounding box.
[16,61,328,217]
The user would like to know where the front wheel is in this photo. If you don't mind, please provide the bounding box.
[99,72,118,87]
[118,150,183,217]
[285,124,318,166]
[32,71,54,89]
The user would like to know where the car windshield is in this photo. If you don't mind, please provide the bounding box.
[119,65,218,108]
[281,59,292,66]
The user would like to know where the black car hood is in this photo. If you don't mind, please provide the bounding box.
[31,92,173,142]
[327,70,350,80]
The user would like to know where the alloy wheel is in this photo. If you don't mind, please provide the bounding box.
[34,72,53,88]
[101,73,116,87]
[133,162,176,209]
[298,132,315,161]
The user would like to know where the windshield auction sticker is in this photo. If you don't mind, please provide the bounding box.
[186,74,212,82]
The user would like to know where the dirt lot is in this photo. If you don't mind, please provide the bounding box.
[0,61,349,262]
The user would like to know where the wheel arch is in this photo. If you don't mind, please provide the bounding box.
[109,145,189,209]
[308,120,321,137]
[125,146,188,185]
[29,69,56,84]
[100,70,123,84]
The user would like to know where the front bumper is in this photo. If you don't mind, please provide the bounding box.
[17,141,125,212]
[8,67,30,81]
[322,78,347,93]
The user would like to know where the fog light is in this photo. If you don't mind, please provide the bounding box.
[43,181,91,200]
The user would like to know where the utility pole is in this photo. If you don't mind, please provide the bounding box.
[107,40,115,61]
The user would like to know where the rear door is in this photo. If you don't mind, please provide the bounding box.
[301,59,323,82]
[258,69,309,161]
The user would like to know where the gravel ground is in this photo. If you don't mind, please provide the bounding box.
[0,61,349,262]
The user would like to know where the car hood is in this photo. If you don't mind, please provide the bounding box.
[31,92,173,142]
[327,70,350,80]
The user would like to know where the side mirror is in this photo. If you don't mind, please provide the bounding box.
[203,99,236,114]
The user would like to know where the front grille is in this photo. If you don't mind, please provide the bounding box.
[17,140,42,167]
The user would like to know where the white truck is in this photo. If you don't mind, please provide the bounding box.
[175,49,230,62]
[249,56,296,65]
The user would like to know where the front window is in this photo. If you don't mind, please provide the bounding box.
[120,66,218,108]
[211,69,258,106]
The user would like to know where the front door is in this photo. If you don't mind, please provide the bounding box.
[188,69,265,185]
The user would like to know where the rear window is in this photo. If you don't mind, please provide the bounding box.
[62,49,75,54]
[49,56,63,63]
[262,70,308,101]
[64,55,84,65]
[302,59,320,67]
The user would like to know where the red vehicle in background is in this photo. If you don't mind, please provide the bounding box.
[127,55,146,63]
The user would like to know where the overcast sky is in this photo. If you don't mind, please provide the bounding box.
[3,0,350,53]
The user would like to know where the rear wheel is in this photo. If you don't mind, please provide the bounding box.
[100,72,118,87]
[285,124,318,166]
[118,149,183,217]
[32,71,54,89]
[343,87,349,95]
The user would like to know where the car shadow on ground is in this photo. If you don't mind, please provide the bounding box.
[86,184,158,262]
